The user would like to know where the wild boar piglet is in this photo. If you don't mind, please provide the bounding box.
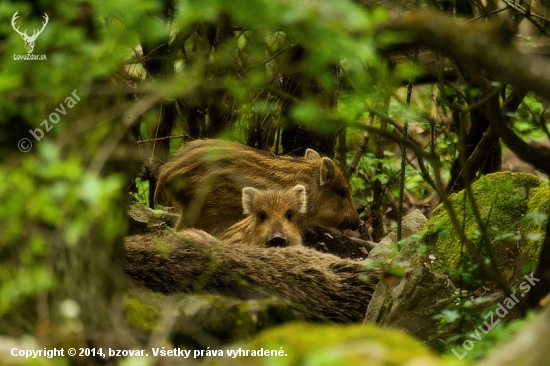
[221,185,307,247]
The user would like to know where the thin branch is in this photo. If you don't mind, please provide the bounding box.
[376,11,550,101]
[448,89,527,194]
[350,122,437,161]
[89,91,164,173]
[347,112,374,179]
[135,134,187,144]
[500,0,550,35]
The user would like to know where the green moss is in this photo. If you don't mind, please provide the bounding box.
[232,322,442,366]
[175,294,300,344]
[520,184,550,260]
[422,172,541,270]
[124,289,300,347]
[124,296,160,333]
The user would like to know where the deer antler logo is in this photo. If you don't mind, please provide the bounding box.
[11,11,49,54]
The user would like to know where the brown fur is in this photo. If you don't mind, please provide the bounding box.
[154,139,363,234]
[125,230,378,323]
[220,185,306,247]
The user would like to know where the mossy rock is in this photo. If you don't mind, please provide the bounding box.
[124,289,303,347]
[519,184,550,260]
[125,292,162,333]
[422,172,542,275]
[202,321,446,366]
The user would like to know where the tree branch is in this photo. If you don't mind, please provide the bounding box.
[376,11,550,102]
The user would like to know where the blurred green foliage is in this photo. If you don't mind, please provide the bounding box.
[1,0,550,364]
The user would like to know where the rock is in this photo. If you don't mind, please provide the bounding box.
[201,322,442,366]
[364,261,452,344]
[423,172,542,278]
[125,289,303,347]
[368,209,428,261]
[365,209,451,344]
[519,184,550,260]
[365,172,547,347]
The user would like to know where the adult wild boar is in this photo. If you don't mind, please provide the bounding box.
[220,185,307,247]
[155,139,363,234]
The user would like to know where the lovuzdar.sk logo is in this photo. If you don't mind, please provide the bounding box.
[12,11,48,61]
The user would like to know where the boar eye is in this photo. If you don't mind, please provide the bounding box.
[257,211,267,222]
[285,210,294,222]
[337,188,348,199]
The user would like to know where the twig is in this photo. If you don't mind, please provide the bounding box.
[136,134,187,144]
[346,112,375,179]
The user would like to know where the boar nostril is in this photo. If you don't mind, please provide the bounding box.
[268,232,287,247]
[339,218,365,231]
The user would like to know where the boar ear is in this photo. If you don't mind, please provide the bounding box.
[304,148,321,160]
[319,157,335,186]
[242,187,259,214]
[292,184,307,213]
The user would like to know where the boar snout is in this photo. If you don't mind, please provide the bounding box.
[268,231,288,247]
[340,217,364,231]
